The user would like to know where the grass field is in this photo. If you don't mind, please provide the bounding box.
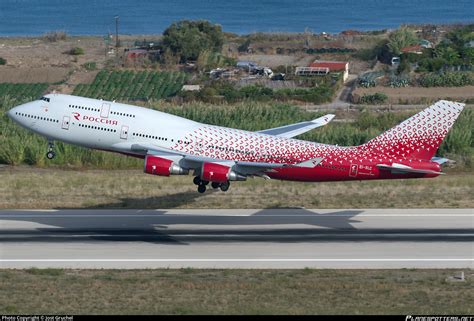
[0,269,472,314]
[72,70,187,101]
[0,166,472,209]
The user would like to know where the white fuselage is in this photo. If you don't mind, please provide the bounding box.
[8,94,203,157]
[8,93,334,165]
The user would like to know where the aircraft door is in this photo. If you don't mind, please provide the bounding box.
[61,116,70,130]
[100,103,110,118]
[120,125,129,140]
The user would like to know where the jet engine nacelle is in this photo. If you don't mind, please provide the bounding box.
[144,155,188,176]
[201,162,246,183]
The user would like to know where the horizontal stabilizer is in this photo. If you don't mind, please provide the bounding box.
[431,157,450,165]
[376,164,443,175]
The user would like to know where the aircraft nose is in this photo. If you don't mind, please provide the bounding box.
[7,106,18,120]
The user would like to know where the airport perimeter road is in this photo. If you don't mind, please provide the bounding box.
[0,208,473,269]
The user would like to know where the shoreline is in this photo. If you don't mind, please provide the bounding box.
[0,22,472,38]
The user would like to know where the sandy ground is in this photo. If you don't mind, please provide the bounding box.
[0,35,132,86]
[353,86,474,104]
[238,54,314,68]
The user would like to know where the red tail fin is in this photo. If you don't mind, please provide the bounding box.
[362,100,465,161]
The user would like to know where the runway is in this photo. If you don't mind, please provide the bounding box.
[0,208,473,269]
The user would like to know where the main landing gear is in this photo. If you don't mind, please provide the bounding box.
[193,176,230,193]
[46,141,56,160]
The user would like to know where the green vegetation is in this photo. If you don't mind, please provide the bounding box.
[387,27,417,56]
[360,93,388,104]
[0,57,6,65]
[419,72,474,87]
[82,61,97,71]
[68,47,84,55]
[0,269,472,314]
[73,70,187,101]
[183,79,336,104]
[407,25,473,72]
[0,83,48,100]
[196,50,236,71]
[358,71,384,88]
[161,20,224,62]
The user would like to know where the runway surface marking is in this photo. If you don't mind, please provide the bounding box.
[1,208,472,268]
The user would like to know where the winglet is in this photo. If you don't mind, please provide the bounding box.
[258,114,335,138]
[311,114,335,125]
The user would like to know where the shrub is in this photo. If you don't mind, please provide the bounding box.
[82,62,97,71]
[419,72,474,87]
[43,30,68,42]
[360,93,388,105]
[161,20,224,62]
[68,47,84,55]
[0,57,6,65]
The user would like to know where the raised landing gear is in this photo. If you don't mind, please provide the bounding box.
[46,141,55,159]
[197,184,206,193]
[219,181,230,192]
[193,177,230,193]
[193,176,209,193]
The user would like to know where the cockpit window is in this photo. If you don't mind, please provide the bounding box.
[40,96,50,102]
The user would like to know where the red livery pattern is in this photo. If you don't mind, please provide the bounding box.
[169,100,464,182]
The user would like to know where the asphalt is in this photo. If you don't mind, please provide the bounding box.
[0,208,472,269]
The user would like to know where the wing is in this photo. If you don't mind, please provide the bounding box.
[257,114,335,138]
[129,142,323,178]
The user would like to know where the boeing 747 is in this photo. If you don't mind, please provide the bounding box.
[7,94,464,193]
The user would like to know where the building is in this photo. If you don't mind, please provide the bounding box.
[182,85,201,92]
[309,60,350,82]
[400,44,424,55]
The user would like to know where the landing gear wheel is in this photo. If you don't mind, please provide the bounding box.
[193,176,201,185]
[220,181,230,192]
[46,140,55,160]
[202,180,209,186]
[197,184,206,193]
[211,182,220,189]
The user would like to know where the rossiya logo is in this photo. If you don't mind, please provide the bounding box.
[72,112,80,121]
[71,112,118,125]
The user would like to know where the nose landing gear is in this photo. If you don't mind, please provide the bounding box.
[46,141,55,159]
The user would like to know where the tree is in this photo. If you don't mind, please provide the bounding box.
[387,27,418,56]
[435,46,461,66]
[161,20,224,63]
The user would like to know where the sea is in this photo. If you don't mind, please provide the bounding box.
[0,0,472,36]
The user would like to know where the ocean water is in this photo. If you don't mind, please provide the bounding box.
[0,0,472,36]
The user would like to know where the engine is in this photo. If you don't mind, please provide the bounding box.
[201,162,246,183]
[144,155,188,176]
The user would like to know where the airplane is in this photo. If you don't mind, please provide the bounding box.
[7,94,464,193]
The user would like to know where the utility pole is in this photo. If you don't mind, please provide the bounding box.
[114,15,119,48]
